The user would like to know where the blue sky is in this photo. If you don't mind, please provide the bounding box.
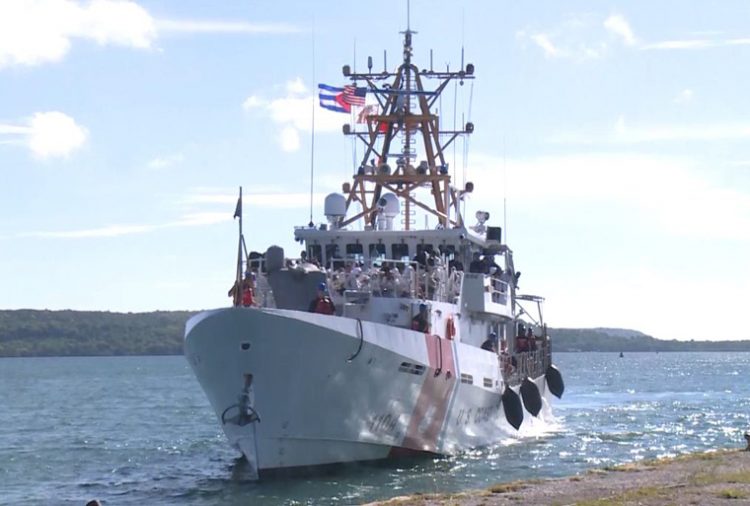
[1,0,748,341]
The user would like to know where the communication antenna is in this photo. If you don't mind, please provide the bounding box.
[308,15,316,227]
[503,136,507,242]
[352,38,358,169]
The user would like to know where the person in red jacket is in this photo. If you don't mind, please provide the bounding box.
[309,282,336,315]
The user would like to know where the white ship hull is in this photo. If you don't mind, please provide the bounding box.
[184,307,552,475]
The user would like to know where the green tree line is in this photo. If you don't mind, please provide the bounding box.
[0,310,192,357]
[0,310,748,357]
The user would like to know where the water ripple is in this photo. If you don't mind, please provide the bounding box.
[1,352,749,505]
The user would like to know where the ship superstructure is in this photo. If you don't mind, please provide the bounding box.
[184,28,564,479]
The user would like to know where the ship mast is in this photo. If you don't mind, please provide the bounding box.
[339,29,475,230]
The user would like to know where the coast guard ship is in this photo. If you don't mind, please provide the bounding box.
[184,27,564,479]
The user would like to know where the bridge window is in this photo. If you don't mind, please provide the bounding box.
[346,243,363,256]
[325,244,340,263]
[439,244,456,256]
[369,243,386,259]
[417,244,434,256]
[307,244,322,263]
[391,243,409,261]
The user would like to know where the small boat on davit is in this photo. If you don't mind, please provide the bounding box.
[184,26,564,479]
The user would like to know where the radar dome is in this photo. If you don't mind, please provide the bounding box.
[324,193,346,217]
[377,192,400,217]
[324,193,347,229]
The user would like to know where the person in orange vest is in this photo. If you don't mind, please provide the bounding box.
[308,282,336,315]
[241,276,255,307]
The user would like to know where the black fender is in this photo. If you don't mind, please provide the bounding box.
[520,377,542,417]
[545,364,565,399]
[502,386,524,430]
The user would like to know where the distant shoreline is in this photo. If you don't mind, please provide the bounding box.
[1,309,749,357]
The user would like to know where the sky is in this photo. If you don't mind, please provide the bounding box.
[1,0,749,341]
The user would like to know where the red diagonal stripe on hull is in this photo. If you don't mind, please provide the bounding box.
[401,334,457,452]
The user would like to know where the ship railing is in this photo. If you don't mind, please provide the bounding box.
[323,258,460,304]
[503,345,550,385]
[488,277,509,305]
[241,255,461,309]
[324,258,418,300]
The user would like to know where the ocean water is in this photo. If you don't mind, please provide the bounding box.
[1,352,748,505]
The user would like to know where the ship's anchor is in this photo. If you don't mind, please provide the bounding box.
[221,374,261,426]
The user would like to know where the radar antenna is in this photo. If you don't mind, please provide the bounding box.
[339,26,475,230]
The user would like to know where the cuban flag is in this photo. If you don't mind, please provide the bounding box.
[318,84,350,113]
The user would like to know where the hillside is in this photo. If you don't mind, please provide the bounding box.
[0,309,192,357]
[550,327,750,352]
[0,309,749,357]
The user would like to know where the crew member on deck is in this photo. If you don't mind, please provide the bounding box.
[527,327,537,351]
[516,323,528,352]
[309,282,336,315]
[481,331,498,352]
[468,252,483,273]
[411,303,430,333]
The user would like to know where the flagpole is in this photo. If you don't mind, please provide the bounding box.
[309,14,316,228]
[235,186,243,306]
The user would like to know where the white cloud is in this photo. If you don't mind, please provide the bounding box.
[521,13,750,59]
[22,212,232,239]
[0,1,300,70]
[529,34,559,58]
[286,77,307,95]
[673,88,694,104]
[519,14,617,61]
[643,39,713,50]
[21,188,331,239]
[548,119,750,145]
[183,188,327,209]
[546,266,748,341]
[642,37,750,51]
[24,223,156,238]
[603,14,636,46]
[466,152,750,242]
[279,126,300,152]
[27,112,88,158]
[242,78,348,152]
[241,95,264,110]
[147,153,184,169]
[155,19,299,35]
[0,111,88,158]
[0,0,156,69]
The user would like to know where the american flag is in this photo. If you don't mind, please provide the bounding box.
[342,85,366,106]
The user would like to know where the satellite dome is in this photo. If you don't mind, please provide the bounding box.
[324,193,347,229]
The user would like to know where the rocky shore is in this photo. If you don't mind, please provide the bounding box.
[366,449,750,505]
